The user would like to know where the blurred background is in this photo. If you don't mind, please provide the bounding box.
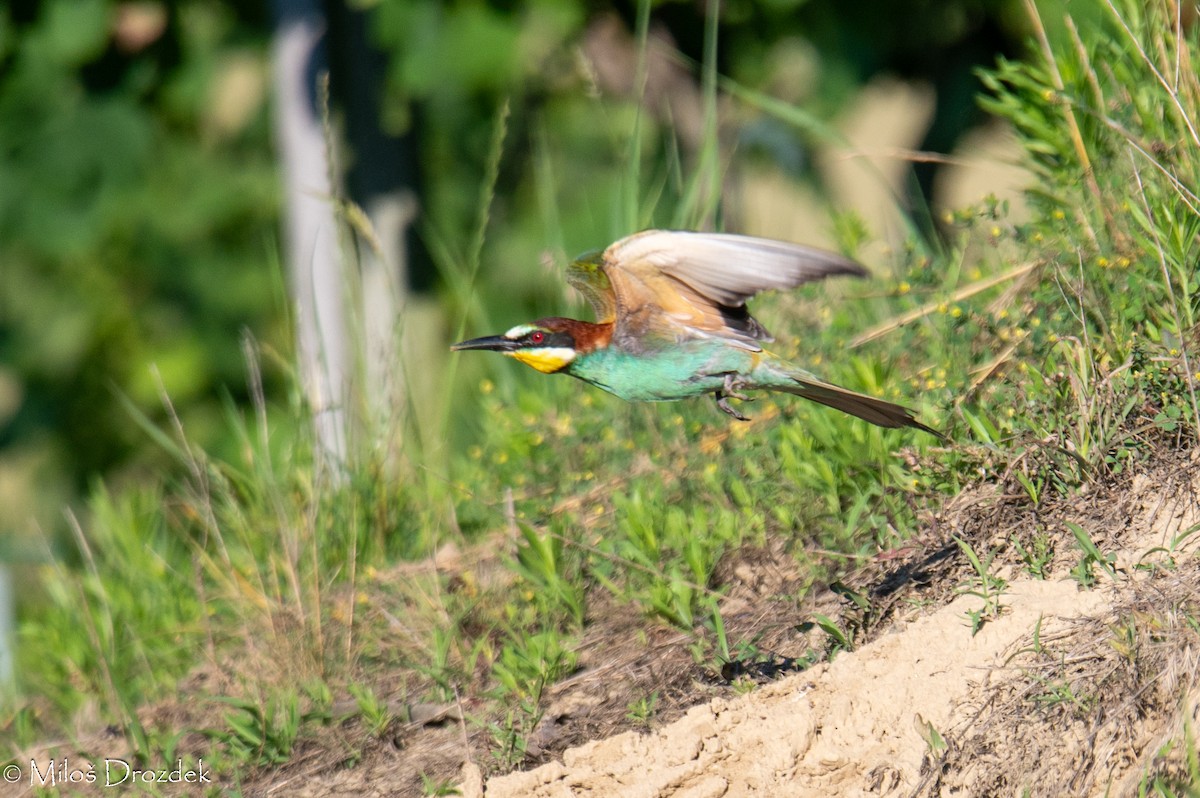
[0,0,1061,639]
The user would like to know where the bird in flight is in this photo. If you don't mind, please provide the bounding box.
[452,230,940,437]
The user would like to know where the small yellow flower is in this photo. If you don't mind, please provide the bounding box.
[950,306,963,318]
[1053,209,1066,220]
[937,302,949,314]
[1030,317,1041,327]
[468,445,483,460]
[1097,257,1110,268]
[897,281,911,294]
[493,451,509,465]
[553,415,573,436]
[990,226,1001,238]
[480,379,494,394]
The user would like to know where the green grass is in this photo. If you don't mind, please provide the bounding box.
[5,0,1200,791]
[955,536,1008,636]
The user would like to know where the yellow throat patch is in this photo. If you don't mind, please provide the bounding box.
[507,347,574,374]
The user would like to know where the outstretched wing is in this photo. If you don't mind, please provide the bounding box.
[600,230,868,350]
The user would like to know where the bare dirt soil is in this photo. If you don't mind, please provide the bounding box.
[463,448,1200,798]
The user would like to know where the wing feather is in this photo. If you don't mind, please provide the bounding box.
[565,249,617,323]
[601,230,868,348]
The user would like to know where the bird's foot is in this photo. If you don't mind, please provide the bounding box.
[715,391,750,421]
[722,373,753,401]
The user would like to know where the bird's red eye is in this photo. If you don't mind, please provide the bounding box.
[529,331,545,344]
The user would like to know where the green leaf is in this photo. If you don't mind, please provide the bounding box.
[41,0,110,66]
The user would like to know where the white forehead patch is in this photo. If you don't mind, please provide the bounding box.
[503,324,537,339]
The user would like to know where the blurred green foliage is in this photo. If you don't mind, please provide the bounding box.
[366,0,1030,329]
[0,0,281,537]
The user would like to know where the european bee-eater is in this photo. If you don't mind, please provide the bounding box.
[453,230,940,436]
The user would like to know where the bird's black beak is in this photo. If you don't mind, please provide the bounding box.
[450,334,518,352]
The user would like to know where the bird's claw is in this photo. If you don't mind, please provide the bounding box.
[715,393,750,421]
[722,373,752,401]
[715,374,753,420]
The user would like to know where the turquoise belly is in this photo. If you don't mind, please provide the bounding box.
[566,344,754,402]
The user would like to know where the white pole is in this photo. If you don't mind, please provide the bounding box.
[271,5,350,472]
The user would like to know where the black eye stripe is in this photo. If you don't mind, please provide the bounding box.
[526,331,573,347]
